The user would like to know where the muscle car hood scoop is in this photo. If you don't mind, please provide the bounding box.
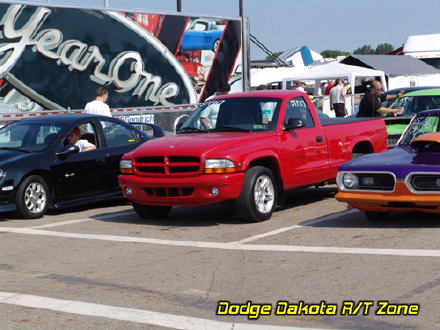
[410,132,440,152]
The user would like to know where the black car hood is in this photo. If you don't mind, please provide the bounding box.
[0,150,34,166]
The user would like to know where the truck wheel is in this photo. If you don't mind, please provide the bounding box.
[365,211,389,221]
[235,166,276,222]
[15,175,50,219]
[133,203,172,219]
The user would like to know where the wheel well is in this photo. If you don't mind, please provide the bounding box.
[352,141,374,155]
[248,157,285,206]
[26,170,54,198]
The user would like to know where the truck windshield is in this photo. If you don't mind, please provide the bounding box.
[398,114,440,146]
[178,97,282,133]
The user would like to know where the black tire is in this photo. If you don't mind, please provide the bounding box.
[365,211,389,221]
[213,39,220,52]
[234,166,277,222]
[15,175,50,219]
[133,203,172,219]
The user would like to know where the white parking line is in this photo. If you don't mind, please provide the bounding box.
[0,292,333,330]
[236,209,358,244]
[1,226,439,257]
[28,210,135,229]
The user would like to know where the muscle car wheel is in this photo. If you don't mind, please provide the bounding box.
[213,39,220,52]
[365,211,389,221]
[235,166,276,222]
[15,175,50,219]
[133,203,172,219]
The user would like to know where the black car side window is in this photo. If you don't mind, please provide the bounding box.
[100,120,138,148]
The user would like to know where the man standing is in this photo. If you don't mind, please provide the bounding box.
[357,81,403,117]
[84,87,111,117]
[200,81,230,129]
[329,79,346,117]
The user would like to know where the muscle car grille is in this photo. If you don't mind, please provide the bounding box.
[410,174,440,192]
[358,174,395,191]
[134,156,201,176]
[387,134,401,148]
[144,187,194,197]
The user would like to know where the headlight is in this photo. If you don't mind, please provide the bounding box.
[342,173,359,189]
[120,159,134,174]
[205,159,236,174]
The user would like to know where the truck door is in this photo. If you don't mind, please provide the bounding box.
[280,97,329,189]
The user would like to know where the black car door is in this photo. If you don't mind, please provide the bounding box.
[96,118,144,192]
[52,120,111,201]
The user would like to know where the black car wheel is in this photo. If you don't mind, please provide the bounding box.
[234,166,276,222]
[133,203,172,219]
[15,175,50,219]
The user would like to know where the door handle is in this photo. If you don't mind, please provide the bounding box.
[64,173,74,177]
[316,136,323,143]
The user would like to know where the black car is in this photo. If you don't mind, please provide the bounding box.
[0,114,163,219]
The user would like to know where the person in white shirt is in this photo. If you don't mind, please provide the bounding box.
[329,79,346,117]
[66,128,96,152]
[200,81,230,129]
[84,87,111,117]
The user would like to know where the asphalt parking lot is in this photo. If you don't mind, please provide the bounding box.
[0,186,439,330]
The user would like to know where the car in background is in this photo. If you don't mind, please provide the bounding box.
[0,114,163,219]
[181,19,223,52]
[381,86,438,108]
[336,109,440,220]
[385,88,440,147]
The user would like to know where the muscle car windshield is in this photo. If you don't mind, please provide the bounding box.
[399,114,440,146]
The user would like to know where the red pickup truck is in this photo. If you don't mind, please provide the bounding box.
[118,90,387,222]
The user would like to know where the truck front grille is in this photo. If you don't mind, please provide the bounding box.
[144,187,194,197]
[134,156,201,176]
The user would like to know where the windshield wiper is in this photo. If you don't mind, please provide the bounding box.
[0,147,32,153]
[213,126,251,132]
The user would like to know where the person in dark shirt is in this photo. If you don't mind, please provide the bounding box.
[357,80,404,117]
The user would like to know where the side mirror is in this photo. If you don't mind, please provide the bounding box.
[284,117,305,130]
[56,144,80,157]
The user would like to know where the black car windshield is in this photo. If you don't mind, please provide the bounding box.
[178,97,282,133]
[398,114,440,146]
[0,122,64,152]
[391,95,440,115]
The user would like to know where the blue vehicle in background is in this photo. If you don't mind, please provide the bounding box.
[181,19,223,52]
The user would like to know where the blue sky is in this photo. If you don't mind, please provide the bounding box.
[5,0,440,59]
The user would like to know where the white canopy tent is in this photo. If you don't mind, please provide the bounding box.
[281,61,387,116]
[250,66,308,87]
[281,61,387,92]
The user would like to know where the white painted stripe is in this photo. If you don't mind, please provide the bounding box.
[29,219,91,229]
[0,226,438,257]
[0,292,332,330]
[237,209,358,244]
[28,210,134,229]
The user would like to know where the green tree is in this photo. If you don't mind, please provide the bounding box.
[320,50,350,58]
[265,51,284,60]
[353,45,375,54]
[375,43,394,54]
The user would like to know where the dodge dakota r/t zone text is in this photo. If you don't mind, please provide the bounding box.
[118,90,388,222]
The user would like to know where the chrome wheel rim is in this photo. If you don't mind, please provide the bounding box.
[253,175,274,213]
[24,182,47,214]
